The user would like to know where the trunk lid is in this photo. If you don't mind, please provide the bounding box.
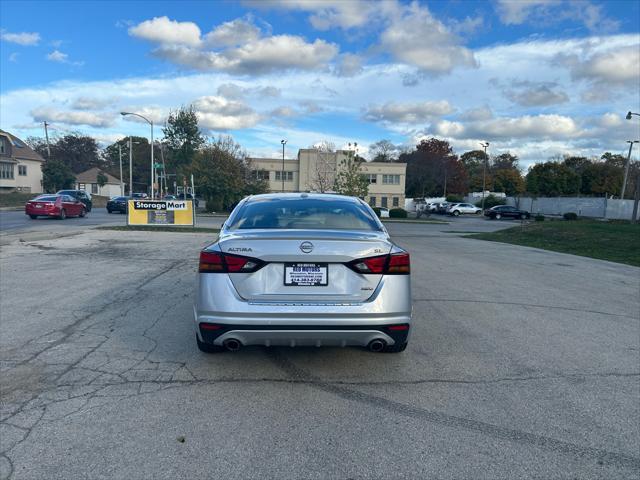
[216,229,392,303]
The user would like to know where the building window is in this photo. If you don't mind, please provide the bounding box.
[0,162,14,179]
[275,171,293,181]
[0,138,6,154]
[78,183,85,190]
[18,165,27,176]
[252,170,270,180]
[392,196,399,207]
[361,173,377,184]
[381,197,388,208]
[382,174,400,185]
[369,196,376,207]
[91,183,98,194]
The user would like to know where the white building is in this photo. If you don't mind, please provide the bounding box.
[0,129,44,194]
[249,149,407,209]
[75,167,123,198]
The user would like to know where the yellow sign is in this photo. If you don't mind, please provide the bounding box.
[127,200,195,226]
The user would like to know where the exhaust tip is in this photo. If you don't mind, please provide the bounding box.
[223,339,242,352]
[368,339,386,352]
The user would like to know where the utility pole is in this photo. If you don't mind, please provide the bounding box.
[118,143,124,196]
[281,139,287,193]
[43,122,51,158]
[480,142,490,211]
[129,137,133,197]
[632,173,640,225]
[621,140,639,199]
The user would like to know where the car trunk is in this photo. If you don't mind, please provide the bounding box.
[217,229,392,302]
[28,201,55,212]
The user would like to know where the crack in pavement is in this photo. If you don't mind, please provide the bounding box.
[263,349,640,471]
[413,298,638,319]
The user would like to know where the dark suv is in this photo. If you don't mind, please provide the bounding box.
[485,205,530,220]
[57,190,92,212]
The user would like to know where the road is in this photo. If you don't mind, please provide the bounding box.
[0,220,638,479]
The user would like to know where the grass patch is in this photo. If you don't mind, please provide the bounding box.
[469,219,640,267]
[96,225,219,234]
[0,192,34,207]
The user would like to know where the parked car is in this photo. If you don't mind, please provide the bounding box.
[485,205,530,220]
[447,203,482,216]
[131,192,148,199]
[26,194,87,219]
[56,190,92,212]
[163,194,177,200]
[195,193,412,354]
[379,207,390,218]
[106,196,130,214]
[435,202,450,214]
[177,192,199,207]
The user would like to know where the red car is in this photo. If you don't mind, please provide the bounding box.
[25,194,87,219]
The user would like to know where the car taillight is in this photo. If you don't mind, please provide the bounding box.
[347,252,410,275]
[199,251,265,273]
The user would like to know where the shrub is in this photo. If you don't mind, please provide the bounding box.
[534,214,545,222]
[563,212,578,220]
[389,208,408,218]
[475,194,506,209]
[372,207,382,217]
[446,194,463,203]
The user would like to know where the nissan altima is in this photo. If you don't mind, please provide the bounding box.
[195,193,412,354]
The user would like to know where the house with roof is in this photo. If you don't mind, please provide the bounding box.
[75,167,123,198]
[0,129,44,194]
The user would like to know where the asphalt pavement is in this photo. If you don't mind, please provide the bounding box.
[0,218,638,479]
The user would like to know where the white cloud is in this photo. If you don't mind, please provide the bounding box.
[30,107,115,128]
[46,50,68,63]
[128,16,202,47]
[379,2,476,75]
[204,18,260,47]
[153,35,338,74]
[495,0,560,25]
[501,80,569,107]
[71,97,116,110]
[217,83,281,99]
[560,44,640,86]
[460,106,493,121]
[335,53,363,77]
[193,96,261,130]
[0,30,40,46]
[271,106,298,117]
[364,100,454,124]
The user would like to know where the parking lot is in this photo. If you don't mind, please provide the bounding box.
[1,217,638,479]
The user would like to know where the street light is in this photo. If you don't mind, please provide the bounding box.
[621,140,639,199]
[281,139,287,193]
[121,112,154,198]
[480,142,490,211]
[626,111,639,120]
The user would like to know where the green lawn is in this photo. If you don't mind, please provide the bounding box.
[469,220,640,267]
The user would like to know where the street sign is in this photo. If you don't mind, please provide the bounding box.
[153,163,162,168]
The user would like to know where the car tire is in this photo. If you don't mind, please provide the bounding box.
[29,215,37,219]
[384,342,408,353]
[475,210,481,215]
[59,209,66,220]
[495,213,501,220]
[453,210,460,216]
[196,335,225,353]
[107,209,112,214]
[79,208,86,218]
[520,213,526,220]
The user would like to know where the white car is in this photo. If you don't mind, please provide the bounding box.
[378,207,390,218]
[447,203,482,216]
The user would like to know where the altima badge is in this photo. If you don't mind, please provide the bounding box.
[299,241,314,253]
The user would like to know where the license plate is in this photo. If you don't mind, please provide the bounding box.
[284,263,328,286]
[35,204,42,208]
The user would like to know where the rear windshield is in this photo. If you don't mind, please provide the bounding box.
[227,197,381,231]
[35,196,58,202]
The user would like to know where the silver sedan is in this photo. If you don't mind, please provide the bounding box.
[195,193,412,353]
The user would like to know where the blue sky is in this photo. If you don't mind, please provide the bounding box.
[1,0,639,167]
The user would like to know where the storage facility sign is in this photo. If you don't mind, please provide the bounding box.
[127,200,194,226]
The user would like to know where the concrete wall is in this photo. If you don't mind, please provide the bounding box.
[506,196,639,221]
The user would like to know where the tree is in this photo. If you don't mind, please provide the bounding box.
[188,135,267,211]
[42,159,75,192]
[163,105,205,172]
[581,161,623,196]
[369,139,398,162]
[28,133,100,173]
[309,140,335,152]
[492,152,519,170]
[493,169,524,196]
[310,151,335,193]
[401,138,459,197]
[96,171,108,188]
[526,162,581,196]
[460,149,489,192]
[334,147,369,197]
[103,137,151,194]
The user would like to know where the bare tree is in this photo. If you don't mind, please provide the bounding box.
[310,140,336,153]
[369,139,398,162]
[310,150,335,192]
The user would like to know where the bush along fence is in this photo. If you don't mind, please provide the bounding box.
[505,196,640,221]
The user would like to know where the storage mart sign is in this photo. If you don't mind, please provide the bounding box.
[127,200,194,226]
